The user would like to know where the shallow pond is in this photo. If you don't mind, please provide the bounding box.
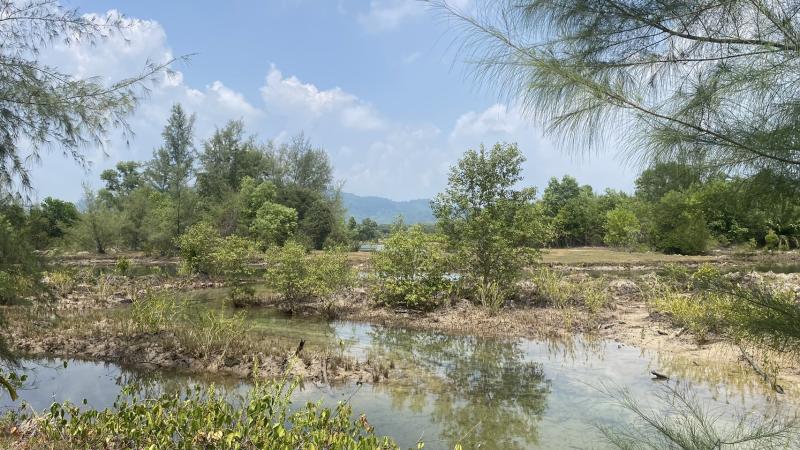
[2,288,796,449]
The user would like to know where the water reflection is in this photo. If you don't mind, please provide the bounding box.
[2,303,792,449]
[367,328,551,449]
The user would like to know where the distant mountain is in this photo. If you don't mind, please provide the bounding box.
[341,192,434,224]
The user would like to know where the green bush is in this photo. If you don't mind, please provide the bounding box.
[177,224,256,285]
[264,242,353,306]
[17,380,402,449]
[653,191,710,255]
[249,201,297,248]
[764,229,779,249]
[177,222,221,276]
[604,206,641,249]
[114,256,130,276]
[371,225,451,310]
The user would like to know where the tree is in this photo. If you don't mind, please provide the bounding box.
[635,163,703,203]
[552,188,604,247]
[72,186,120,254]
[145,104,197,239]
[604,207,641,250]
[542,175,581,217]
[0,0,175,195]
[250,202,297,248]
[100,161,144,205]
[274,133,333,192]
[31,197,79,242]
[196,120,269,200]
[432,142,547,299]
[436,0,800,181]
[653,191,710,255]
[356,218,380,242]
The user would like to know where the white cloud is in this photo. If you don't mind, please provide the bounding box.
[260,66,385,131]
[29,8,633,204]
[357,0,424,32]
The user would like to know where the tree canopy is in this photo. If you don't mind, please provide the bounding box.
[0,0,176,195]
[434,0,800,180]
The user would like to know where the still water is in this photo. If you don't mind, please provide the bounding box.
[2,289,795,449]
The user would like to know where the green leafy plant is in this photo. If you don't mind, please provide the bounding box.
[12,379,402,449]
[475,280,503,314]
[264,242,352,307]
[604,206,641,249]
[114,256,131,276]
[432,143,547,302]
[371,225,451,310]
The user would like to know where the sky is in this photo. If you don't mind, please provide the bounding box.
[30,0,637,202]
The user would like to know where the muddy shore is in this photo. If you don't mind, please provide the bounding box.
[4,256,800,394]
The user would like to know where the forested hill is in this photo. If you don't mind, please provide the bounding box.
[341,192,434,224]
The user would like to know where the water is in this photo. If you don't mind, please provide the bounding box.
[2,289,796,449]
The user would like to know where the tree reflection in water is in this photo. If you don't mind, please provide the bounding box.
[366,328,551,450]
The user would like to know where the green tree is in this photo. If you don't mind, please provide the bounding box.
[604,206,641,250]
[653,191,710,255]
[0,0,174,194]
[551,187,603,247]
[635,163,704,203]
[72,186,120,254]
[542,175,581,217]
[145,104,197,238]
[274,133,333,192]
[438,0,800,179]
[356,218,380,242]
[250,201,297,248]
[196,120,269,200]
[432,142,546,300]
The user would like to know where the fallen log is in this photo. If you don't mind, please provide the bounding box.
[739,345,784,394]
[650,370,670,380]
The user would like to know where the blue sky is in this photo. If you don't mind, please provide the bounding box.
[32,0,636,202]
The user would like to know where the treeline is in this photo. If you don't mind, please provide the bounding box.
[538,163,800,254]
[5,104,355,256]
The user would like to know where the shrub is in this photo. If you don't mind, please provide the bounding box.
[249,201,297,249]
[476,280,503,314]
[371,225,451,310]
[764,229,779,249]
[310,247,353,299]
[649,288,727,342]
[531,267,609,313]
[177,222,220,276]
[114,256,130,276]
[18,380,402,449]
[45,270,75,297]
[180,310,247,360]
[178,224,257,285]
[604,206,641,249]
[264,242,352,306]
